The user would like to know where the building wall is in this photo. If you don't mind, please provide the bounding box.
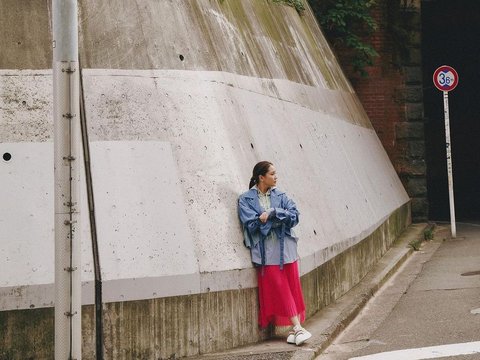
[330,0,428,221]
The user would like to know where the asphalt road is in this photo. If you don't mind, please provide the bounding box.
[316,223,480,360]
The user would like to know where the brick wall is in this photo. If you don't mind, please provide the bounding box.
[329,1,428,221]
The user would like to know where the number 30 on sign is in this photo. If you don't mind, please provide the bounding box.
[433,65,459,92]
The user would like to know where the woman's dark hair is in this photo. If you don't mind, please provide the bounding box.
[249,161,273,188]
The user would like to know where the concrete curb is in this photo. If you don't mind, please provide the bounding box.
[188,223,428,360]
[291,223,428,360]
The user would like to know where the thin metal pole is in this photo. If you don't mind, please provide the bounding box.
[443,90,457,238]
[53,0,81,359]
[79,63,104,360]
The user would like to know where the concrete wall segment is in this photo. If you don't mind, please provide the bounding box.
[0,142,94,288]
[0,206,409,359]
[0,1,413,355]
[0,0,52,69]
[0,70,52,142]
[0,66,409,310]
[1,0,409,313]
[89,141,199,280]
[80,69,408,273]
[0,0,351,92]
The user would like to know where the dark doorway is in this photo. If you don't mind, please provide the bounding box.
[422,0,480,221]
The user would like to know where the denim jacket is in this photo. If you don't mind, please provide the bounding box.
[238,187,299,268]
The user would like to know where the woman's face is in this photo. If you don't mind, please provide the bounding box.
[260,165,277,188]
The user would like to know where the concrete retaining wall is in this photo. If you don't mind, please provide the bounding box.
[0,68,408,308]
[0,0,410,358]
[0,203,410,359]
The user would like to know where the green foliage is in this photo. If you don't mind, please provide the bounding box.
[311,0,379,77]
[410,224,435,251]
[423,225,435,240]
[409,239,421,251]
[273,0,306,13]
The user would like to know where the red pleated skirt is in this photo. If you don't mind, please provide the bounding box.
[256,261,306,328]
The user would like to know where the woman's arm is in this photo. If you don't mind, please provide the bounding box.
[238,196,273,236]
[271,194,299,228]
[238,196,261,232]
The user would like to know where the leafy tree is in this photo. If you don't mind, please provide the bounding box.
[310,0,379,77]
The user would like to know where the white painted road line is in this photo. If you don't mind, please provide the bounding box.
[349,341,480,360]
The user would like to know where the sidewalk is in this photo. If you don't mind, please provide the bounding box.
[317,222,480,359]
[187,223,430,360]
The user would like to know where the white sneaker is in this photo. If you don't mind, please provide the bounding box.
[286,330,296,344]
[293,326,312,345]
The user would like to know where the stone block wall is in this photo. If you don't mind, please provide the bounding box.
[328,0,428,221]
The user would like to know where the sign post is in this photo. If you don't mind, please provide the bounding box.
[433,65,459,238]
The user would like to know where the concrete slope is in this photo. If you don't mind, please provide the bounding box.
[0,0,351,90]
[0,0,409,308]
[0,0,410,358]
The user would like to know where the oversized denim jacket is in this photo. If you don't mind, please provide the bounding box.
[238,187,299,268]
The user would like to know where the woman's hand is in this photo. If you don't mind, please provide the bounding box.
[259,212,269,223]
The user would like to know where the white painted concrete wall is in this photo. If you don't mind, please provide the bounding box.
[0,0,409,312]
[0,69,409,310]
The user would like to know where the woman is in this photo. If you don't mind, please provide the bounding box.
[238,161,312,346]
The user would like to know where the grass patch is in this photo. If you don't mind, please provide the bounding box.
[409,223,435,251]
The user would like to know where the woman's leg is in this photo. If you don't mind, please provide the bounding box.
[287,314,312,345]
[286,262,311,345]
[290,315,301,328]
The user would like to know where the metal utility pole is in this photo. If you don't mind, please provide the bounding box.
[53,0,82,358]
